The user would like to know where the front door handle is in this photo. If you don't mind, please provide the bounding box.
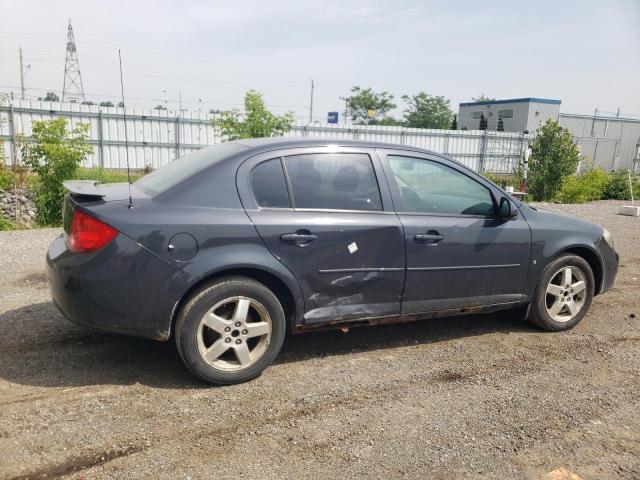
[414,232,444,244]
[280,233,318,243]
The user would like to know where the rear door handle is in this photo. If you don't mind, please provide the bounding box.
[414,232,444,244]
[280,233,318,243]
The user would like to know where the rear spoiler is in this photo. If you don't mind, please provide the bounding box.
[63,180,105,199]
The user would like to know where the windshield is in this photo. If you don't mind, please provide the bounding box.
[135,143,245,195]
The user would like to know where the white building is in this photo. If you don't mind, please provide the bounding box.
[458,98,561,133]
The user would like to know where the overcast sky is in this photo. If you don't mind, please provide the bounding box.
[1,0,639,120]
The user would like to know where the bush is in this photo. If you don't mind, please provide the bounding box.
[556,169,609,203]
[528,120,580,201]
[602,171,640,200]
[0,167,14,190]
[20,119,92,226]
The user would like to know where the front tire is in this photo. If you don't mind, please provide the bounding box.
[528,254,595,331]
[175,276,286,385]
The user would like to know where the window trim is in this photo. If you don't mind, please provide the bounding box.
[381,152,499,218]
[281,152,385,213]
[236,146,396,214]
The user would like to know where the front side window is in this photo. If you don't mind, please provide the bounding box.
[388,155,494,216]
[470,111,484,119]
[250,159,290,208]
[284,153,382,211]
[498,109,514,119]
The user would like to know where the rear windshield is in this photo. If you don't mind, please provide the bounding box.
[135,143,245,195]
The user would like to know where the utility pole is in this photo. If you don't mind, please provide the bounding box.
[19,46,26,100]
[309,79,314,123]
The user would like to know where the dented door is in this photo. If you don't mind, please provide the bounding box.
[237,147,405,325]
[253,210,405,324]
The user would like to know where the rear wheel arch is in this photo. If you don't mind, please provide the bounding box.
[170,267,298,338]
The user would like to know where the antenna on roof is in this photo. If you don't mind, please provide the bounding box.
[118,49,133,209]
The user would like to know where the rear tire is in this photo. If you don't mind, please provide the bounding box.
[175,276,286,385]
[528,254,594,331]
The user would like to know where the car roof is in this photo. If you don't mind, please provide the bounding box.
[233,137,441,157]
[228,137,516,203]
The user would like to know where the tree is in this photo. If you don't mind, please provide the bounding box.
[21,118,93,225]
[402,92,453,129]
[99,101,114,107]
[38,92,60,102]
[497,114,504,131]
[154,104,167,110]
[528,119,581,201]
[450,115,457,130]
[479,114,488,130]
[341,86,396,125]
[472,94,496,102]
[117,101,124,108]
[213,90,294,141]
[81,100,95,106]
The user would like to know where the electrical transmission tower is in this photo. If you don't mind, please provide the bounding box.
[62,20,85,103]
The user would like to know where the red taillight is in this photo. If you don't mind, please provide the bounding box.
[68,210,118,253]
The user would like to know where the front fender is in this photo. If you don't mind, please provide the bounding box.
[520,205,604,299]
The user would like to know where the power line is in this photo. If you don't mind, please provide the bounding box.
[0,84,317,110]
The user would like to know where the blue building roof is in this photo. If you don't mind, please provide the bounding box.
[459,97,561,107]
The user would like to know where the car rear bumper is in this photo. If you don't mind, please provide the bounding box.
[597,237,618,295]
[46,233,191,340]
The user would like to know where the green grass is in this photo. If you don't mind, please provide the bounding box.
[0,167,145,192]
[0,216,29,231]
[73,168,146,184]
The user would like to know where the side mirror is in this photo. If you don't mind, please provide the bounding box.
[498,197,518,218]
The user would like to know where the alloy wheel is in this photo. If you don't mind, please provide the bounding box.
[545,266,587,323]
[197,296,272,371]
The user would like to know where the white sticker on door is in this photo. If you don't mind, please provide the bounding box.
[348,242,358,254]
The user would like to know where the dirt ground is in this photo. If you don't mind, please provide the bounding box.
[1,200,639,480]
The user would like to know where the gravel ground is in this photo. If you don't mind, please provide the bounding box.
[1,200,638,480]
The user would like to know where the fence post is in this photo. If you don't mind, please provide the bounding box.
[175,116,180,159]
[8,103,17,165]
[400,129,405,145]
[479,129,488,173]
[97,111,104,167]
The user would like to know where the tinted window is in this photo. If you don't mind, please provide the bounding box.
[388,155,494,216]
[135,143,244,195]
[250,159,290,208]
[284,153,382,211]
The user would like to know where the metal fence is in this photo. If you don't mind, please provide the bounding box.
[1,100,531,173]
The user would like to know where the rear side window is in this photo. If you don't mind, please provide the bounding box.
[135,143,244,195]
[284,153,382,211]
[251,159,290,208]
